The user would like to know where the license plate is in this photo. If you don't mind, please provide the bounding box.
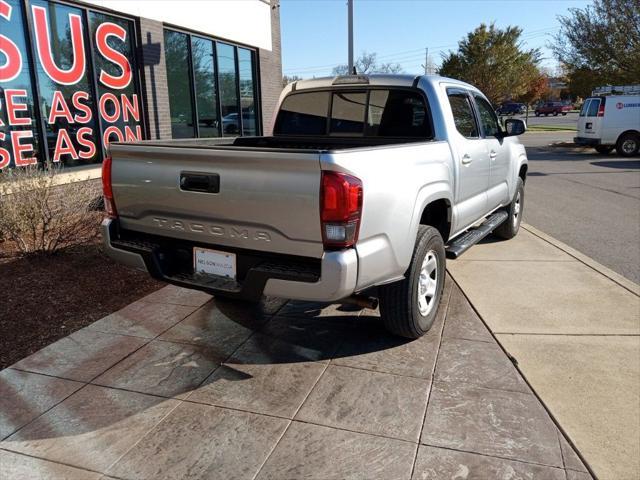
[193,247,236,279]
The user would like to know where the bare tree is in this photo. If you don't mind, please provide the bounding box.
[333,51,403,75]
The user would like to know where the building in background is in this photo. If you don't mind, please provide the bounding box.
[0,0,282,170]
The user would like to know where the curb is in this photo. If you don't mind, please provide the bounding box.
[522,224,640,297]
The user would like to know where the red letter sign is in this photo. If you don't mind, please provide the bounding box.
[5,89,31,125]
[32,5,86,85]
[0,0,22,82]
[96,22,132,90]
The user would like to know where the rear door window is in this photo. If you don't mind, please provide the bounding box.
[587,98,601,117]
[579,100,591,117]
[447,90,479,138]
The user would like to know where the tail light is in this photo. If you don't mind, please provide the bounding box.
[102,155,117,219]
[597,102,605,117]
[320,170,362,249]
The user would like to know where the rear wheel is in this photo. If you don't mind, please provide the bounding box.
[494,178,524,240]
[378,226,445,339]
[616,132,640,157]
[553,111,558,116]
[595,145,614,154]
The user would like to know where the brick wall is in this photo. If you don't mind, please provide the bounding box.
[258,1,283,135]
[137,18,173,140]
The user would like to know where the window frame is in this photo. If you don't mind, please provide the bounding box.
[162,24,262,138]
[274,86,435,140]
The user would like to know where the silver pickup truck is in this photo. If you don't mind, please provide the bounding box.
[102,74,528,338]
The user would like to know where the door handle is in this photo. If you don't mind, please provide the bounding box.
[461,154,472,165]
[490,150,497,160]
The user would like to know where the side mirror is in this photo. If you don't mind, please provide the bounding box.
[504,118,526,136]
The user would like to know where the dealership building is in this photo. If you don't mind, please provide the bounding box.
[0,0,282,171]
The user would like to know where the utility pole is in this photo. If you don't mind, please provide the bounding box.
[348,0,354,73]
[421,47,430,75]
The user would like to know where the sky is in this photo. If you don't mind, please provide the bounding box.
[280,0,592,78]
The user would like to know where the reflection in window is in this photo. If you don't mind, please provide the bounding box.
[191,36,219,138]
[217,43,239,136]
[89,11,141,152]
[0,0,43,168]
[164,30,195,138]
[31,0,100,166]
[474,95,500,137]
[448,92,478,138]
[368,90,429,137]
[238,48,258,136]
[330,92,366,135]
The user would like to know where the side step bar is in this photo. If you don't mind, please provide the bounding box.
[445,211,509,259]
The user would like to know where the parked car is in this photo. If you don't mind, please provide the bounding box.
[575,94,640,156]
[534,102,571,116]
[102,75,528,339]
[496,102,526,116]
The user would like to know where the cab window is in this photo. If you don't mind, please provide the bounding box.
[579,100,591,117]
[473,95,500,137]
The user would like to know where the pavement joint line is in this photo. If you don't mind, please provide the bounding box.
[0,447,105,477]
[410,282,453,480]
[418,442,568,472]
[522,223,640,296]
[445,273,600,480]
[324,361,434,381]
[495,332,639,337]
[251,350,334,480]
[431,379,533,397]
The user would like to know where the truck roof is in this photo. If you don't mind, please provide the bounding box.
[290,74,476,92]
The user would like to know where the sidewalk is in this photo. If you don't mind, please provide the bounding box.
[447,224,640,480]
[1,278,589,479]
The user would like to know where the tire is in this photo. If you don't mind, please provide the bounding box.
[595,145,614,154]
[616,132,640,157]
[378,226,445,339]
[562,113,567,116]
[535,112,540,117]
[494,177,524,240]
[553,111,558,116]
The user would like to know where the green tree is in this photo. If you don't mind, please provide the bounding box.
[333,51,403,76]
[438,23,541,105]
[553,0,640,95]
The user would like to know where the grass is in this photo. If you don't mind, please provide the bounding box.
[526,124,577,132]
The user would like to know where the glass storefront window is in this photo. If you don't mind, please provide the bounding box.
[238,48,257,136]
[191,36,219,138]
[30,0,100,166]
[164,30,195,138]
[217,43,239,136]
[0,0,43,169]
[163,29,261,140]
[89,11,142,152]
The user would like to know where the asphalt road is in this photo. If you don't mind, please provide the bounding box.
[502,111,579,129]
[519,131,640,284]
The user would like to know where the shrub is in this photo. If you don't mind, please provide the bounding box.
[0,164,102,255]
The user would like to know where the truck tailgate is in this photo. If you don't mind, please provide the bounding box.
[109,144,324,258]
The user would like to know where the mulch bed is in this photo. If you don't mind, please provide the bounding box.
[0,240,164,369]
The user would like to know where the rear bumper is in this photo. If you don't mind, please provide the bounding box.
[574,136,601,146]
[102,218,357,302]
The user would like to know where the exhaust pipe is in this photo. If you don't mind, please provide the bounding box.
[341,295,378,310]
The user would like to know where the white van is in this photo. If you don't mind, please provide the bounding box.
[575,93,640,156]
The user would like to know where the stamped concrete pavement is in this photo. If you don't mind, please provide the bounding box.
[1,281,589,479]
[447,225,640,480]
